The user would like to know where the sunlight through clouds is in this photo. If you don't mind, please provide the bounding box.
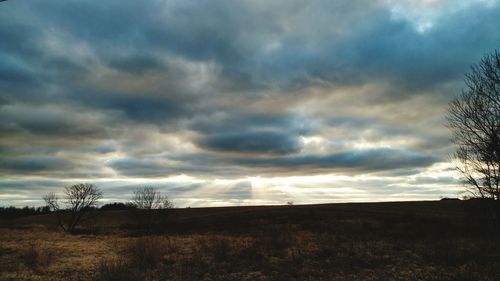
[386,0,498,32]
[0,0,499,206]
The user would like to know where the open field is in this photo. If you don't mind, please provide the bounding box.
[1,200,500,280]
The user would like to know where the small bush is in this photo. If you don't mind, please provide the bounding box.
[256,225,298,256]
[96,236,172,280]
[201,236,231,261]
[95,258,137,281]
[127,236,169,269]
[23,242,54,270]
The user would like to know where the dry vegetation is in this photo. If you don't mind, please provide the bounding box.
[1,201,500,280]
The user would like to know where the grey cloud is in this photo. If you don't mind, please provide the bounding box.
[88,94,189,123]
[107,54,166,75]
[0,55,37,85]
[0,104,121,141]
[230,148,438,173]
[3,0,380,90]
[107,157,238,178]
[189,112,313,136]
[190,112,313,155]
[0,179,62,191]
[110,147,437,179]
[75,144,116,155]
[0,20,44,64]
[0,156,73,173]
[327,5,500,92]
[0,155,113,179]
[3,0,499,95]
[199,131,301,154]
[25,1,152,46]
[108,159,171,178]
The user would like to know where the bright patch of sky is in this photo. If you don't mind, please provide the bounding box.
[387,0,498,32]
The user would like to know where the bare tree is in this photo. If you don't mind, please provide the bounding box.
[43,183,103,232]
[131,187,173,232]
[43,192,65,231]
[132,187,173,210]
[64,183,102,232]
[43,192,60,211]
[447,50,500,199]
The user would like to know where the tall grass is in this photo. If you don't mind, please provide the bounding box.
[96,236,173,280]
[22,242,55,270]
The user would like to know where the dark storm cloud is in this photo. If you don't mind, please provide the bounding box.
[109,147,437,178]
[107,54,166,75]
[199,131,301,154]
[230,148,437,172]
[0,156,73,173]
[190,113,297,133]
[191,112,312,155]
[77,92,190,124]
[330,5,500,92]
[108,157,232,178]
[0,179,62,191]
[0,0,380,91]
[0,55,36,85]
[0,104,123,143]
[223,3,500,93]
[0,2,197,123]
[108,159,173,178]
[23,1,153,47]
[2,1,499,95]
[2,1,497,107]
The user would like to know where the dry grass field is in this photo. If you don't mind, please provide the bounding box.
[1,200,500,281]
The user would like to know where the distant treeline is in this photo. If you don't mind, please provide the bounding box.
[0,202,137,219]
[0,206,51,220]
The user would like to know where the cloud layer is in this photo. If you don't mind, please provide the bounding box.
[1,0,499,206]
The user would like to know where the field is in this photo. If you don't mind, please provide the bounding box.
[1,200,500,281]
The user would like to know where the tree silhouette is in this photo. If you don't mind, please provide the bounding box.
[132,187,173,210]
[43,183,102,232]
[447,50,500,199]
[131,187,173,232]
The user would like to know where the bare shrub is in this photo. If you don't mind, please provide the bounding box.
[23,242,55,270]
[95,258,137,281]
[96,237,172,280]
[127,236,170,269]
[232,237,263,262]
[201,236,231,261]
[257,224,298,256]
[169,245,210,281]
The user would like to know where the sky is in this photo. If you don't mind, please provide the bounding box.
[1,0,499,207]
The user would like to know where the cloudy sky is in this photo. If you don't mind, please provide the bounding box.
[1,0,499,207]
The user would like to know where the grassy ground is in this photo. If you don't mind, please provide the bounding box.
[1,200,500,280]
